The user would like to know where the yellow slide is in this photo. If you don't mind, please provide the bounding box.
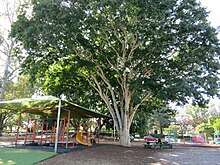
[76,131,92,146]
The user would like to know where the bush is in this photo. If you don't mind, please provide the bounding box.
[151,134,166,139]
[177,136,190,139]
[100,131,113,137]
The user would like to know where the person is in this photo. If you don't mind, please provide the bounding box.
[158,138,162,144]
[158,138,162,148]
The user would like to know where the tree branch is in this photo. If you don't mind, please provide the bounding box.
[130,92,153,121]
[90,72,120,130]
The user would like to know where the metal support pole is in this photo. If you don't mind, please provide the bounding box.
[54,99,61,153]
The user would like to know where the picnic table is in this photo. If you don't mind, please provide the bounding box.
[144,141,158,149]
[143,141,172,149]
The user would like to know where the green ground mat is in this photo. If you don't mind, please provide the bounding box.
[0,147,55,165]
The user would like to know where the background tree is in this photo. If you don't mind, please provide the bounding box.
[148,108,175,135]
[176,114,190,136]
[0,0,22,100]
[207,103,220,118]
[196,122,213,139]
[11,0,220,146]
[0,76,35,134]
[0,0,34,135]
[212,118,220,133]
[0,0,21,136]
[131,98,175,136]
[185,104,209,128]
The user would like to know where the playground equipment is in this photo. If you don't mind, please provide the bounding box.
[165,136,175,143]
[15,113,99,148]
[15,108,73,148]
[76,131,92,146]
[191,133,206,144]
[166,130,177,143]
[0,96,108,153]
[15,116,73,147]
[214,134,220,144]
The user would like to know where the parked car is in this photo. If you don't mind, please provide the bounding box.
[130,134,134,141]
[134,134,140,138]
[2,132,9,136]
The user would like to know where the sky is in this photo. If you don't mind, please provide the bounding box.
[199,0,220,28]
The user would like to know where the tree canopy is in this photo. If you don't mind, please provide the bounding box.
[11,0,220,146]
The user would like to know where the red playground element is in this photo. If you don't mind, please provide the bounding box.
[191,134,205,144]
[144,135,158,141]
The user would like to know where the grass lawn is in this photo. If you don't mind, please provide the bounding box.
[0,148,56,165]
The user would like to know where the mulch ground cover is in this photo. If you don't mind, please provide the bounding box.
[36,142,220,165]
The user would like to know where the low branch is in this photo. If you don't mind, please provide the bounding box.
[90,72,120,129]
[130,92,153,121]
[95,65,123,129]
[7,66,19,80]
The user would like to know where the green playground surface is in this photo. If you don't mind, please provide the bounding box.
[0,147,55,165]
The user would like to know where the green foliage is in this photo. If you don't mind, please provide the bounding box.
[212,118,220,132]
[11,0,220,105]
[193,117,220,139]
[4,76,35,100]
[185,104,209,127]
[164,125,179,133]
[130,108,149,137]
[0,76,35,134]
[151,134,166,139]
[131,98,175,136]
[207,104,220,118]
[196,122,213,139]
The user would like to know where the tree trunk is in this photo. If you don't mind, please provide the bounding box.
[118,115,131,146]
[90,55,152,147]
[119,126,130,146]
[160,124,163,134]
[0,114,4,136]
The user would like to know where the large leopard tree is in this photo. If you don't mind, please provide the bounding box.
[11,0,220,146]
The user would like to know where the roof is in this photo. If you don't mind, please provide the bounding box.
[0,96,109,119]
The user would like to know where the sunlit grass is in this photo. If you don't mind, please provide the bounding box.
[0,148,55,165]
